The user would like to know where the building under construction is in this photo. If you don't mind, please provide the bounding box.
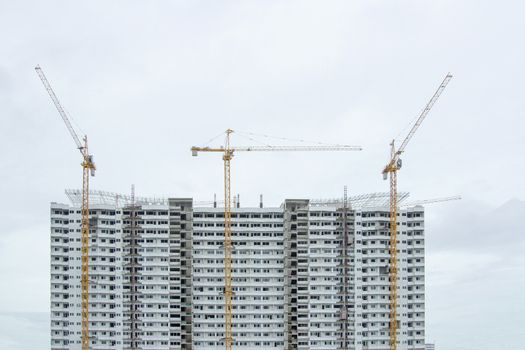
[50,190,426,350]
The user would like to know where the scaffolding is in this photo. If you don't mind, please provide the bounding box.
[66,189,224,207]
[64,189,416,212]
[311,192,410,209]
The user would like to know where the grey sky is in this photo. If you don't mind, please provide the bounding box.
[1,1,524,349]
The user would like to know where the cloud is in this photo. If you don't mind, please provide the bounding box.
[426,198,525,254]
[0,225,50,313]
[425,198,525,350]
[426,250,525,349]
[0,312,48,350]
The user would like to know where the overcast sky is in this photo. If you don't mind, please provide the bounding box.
[1,1,524,349]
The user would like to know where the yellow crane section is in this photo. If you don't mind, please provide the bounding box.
[192,129,361,350]
[382,73,452,350]
[35,65,96,350]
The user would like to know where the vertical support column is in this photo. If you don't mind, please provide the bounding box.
[129,187,140,350]
[81,162,90,350]
[223,152,233,350]
[122,188,143,350]
[389,168,398,350]
[341,186,349,350]
[283,199,310,350]
[222,128,234,350]
[169,198,193,349]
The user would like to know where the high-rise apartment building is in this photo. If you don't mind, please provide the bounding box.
[51,190,425,350]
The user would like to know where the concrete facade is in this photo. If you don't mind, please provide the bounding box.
[50,195,425,350]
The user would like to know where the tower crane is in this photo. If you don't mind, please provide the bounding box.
[35,65,95,350]
[192,129,361,350]
[382,73,452,350]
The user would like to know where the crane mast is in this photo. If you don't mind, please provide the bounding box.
[35,65,95,350]
[192,130,361,350]
[223,129,234,349]
[382,73,452,350]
